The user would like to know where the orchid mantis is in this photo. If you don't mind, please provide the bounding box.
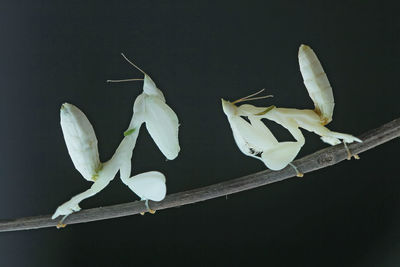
[222,44,361,175]
[52,54,180,226]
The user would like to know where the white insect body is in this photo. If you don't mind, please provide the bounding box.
[298,44,334,125]
[222,44,361,172]
[52,57,179,221]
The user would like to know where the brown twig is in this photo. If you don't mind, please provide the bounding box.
[0,118,399,232]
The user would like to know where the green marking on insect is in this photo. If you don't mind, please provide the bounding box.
[91,173,99,181]
[255,105,275,115]
[124,128,136,136]
[91,163,103,181]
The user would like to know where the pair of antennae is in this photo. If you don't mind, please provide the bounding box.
[232,89,273,104]
[106,53,146,83]
[109,57,273,105]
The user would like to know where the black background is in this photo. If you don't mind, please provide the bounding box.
[0,1,399,266]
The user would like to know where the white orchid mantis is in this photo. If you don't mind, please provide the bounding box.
[222,44,362,176]
[52,54,180,226]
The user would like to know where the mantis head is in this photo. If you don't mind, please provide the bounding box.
[143,74,165,100]
[106,53,165,100]
[222,89,273,117]
[221,98,237,117]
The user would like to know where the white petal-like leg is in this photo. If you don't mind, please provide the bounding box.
[293,113,362,159]
[51,174,112,220]
[259,111,306,171]
[143,96,180,160]
[306,124,361,159]
[53,125,144,221]
[231,116,278,151]
[324,131,362,143]
[301,122,361,144]
[229,116,303,171]
[321,132,361,159]
[224,101,307,171]
[123,171,166,202]
[320,136,341,146]
[123,171,166,214]
[262,119,305,171]
[261,141,304,170]
[248,116,279,146]
[259,108,306,145]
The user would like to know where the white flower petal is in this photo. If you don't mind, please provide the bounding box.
[60,103,101,181]
[125,171,166,201]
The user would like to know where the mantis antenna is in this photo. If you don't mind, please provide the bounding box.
[232,88,273,104]
[120,53,147,75]
[106,78,144,83]
[106,53,147,83]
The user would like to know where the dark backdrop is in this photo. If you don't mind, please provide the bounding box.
[0,1,399,266]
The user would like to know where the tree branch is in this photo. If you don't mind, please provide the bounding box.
[1,118,399,232]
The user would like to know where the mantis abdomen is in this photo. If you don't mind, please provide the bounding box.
[298,44,334,125]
